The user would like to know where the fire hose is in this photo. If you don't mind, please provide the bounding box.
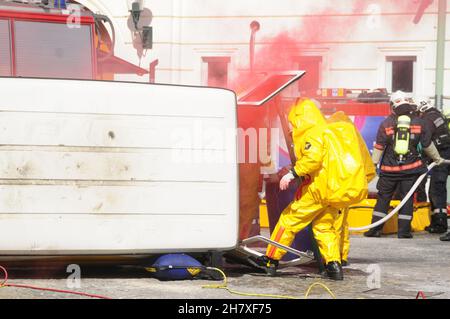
[348,161,450,232]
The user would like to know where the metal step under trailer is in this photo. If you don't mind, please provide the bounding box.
[227,235,316,275]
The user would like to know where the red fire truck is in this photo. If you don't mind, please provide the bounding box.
[0,1,148,81]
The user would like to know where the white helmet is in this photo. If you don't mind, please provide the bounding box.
[390,90,411,109]
[415,96,434,113]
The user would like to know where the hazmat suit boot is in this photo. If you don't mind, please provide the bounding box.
[363,228,382,238]
[324,261,344,281]
[425,213,448,234]
[341,260,349,267]
[248,255,279,276]
[440,232,450,241]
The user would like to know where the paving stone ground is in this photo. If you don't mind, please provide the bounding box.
[0,231,449,299]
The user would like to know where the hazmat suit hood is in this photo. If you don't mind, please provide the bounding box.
[288,99,326,140]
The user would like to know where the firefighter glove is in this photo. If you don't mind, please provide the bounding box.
[424,143,445,165]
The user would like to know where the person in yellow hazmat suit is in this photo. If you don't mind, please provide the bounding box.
[254,99,368,280]
[327,111,376,266]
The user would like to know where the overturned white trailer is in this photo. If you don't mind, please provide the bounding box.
[0,77,238,257]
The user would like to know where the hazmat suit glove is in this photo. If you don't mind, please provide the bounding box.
[279,171,296,191]
[424,143,445,165]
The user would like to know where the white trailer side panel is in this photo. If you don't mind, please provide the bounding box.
[0,77,238,255]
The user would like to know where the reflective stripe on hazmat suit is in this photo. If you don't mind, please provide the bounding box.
[266,100,368,264]
[327,111,376,262]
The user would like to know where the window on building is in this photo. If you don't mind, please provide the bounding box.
[0,19,11,76]
[293,56,322,96]
[202,57,230,88]
[386,56,416,93]
[14,21,93,79]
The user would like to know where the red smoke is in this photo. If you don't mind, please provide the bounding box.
[229,0,426,95]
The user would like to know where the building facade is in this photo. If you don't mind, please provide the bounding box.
[53,0,450,107]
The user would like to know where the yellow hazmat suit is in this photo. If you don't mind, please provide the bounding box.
[327,111,376,262]
[266,100,368,264]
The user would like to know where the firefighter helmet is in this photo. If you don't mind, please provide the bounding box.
[415,96,434,113]
[390,90,411,109]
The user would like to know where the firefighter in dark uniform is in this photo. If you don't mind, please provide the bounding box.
[415,98,450,235]
[364,91,444,238]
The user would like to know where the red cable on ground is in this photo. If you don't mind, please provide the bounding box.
[416,291,427,299]
[0,265,112,299]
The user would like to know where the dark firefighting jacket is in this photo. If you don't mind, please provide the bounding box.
[374,112,432,177]
[421,109,450,151]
